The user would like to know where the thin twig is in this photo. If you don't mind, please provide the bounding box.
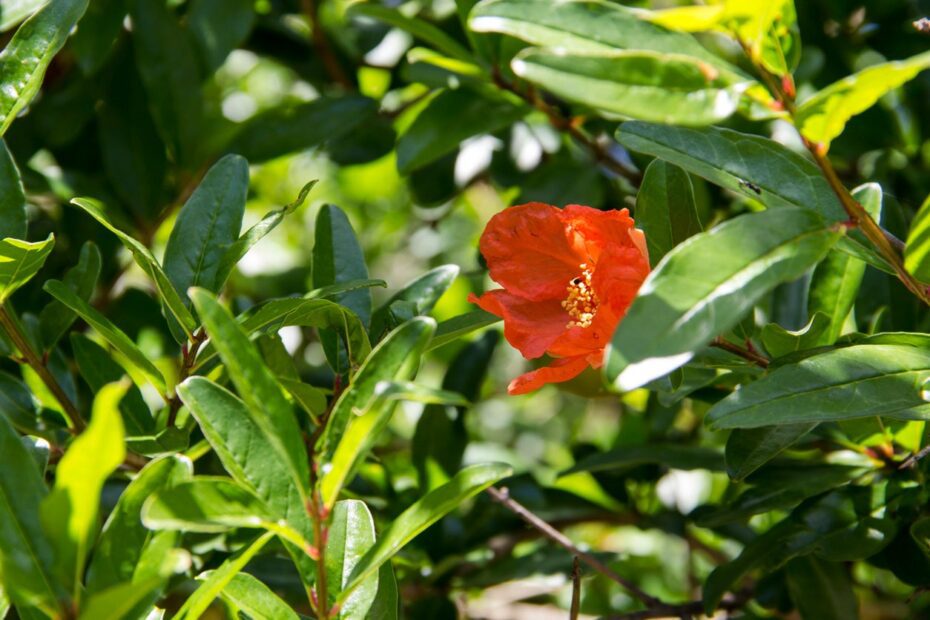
[166,328,207,427]
[710,337,769,368]
[485,486,663,608]
[0,303,85,432]
[570,556,581,620]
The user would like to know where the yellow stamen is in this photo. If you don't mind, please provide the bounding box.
[561,264,598,329]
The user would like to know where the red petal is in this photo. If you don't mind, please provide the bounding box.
[480,203,585,301]
[468,290,567,359]
[508,356,590,395]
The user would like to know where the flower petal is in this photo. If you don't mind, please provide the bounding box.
[468,290,567,359]
[508,356,590,395]
[561,205,644,264]
[480,202,585,301]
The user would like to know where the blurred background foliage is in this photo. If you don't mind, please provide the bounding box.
[4,0,930,617]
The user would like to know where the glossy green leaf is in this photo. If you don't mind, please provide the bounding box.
[0,411,65,615]
[44,280,167,395]
[327,500,378,619]
[229,97,376,163]
[278,377,327,419]
[708,344,930,429]
[314,204,372,328]
[905,191,930,284]
[0,0,47,31]
[0,0,89,136]
[0,234,53,304]
[563,443,725,476]
[605,208,840,390]
[319,318,436,497]
[177,376,316,581]
[636,160,702,266]
[175,532,274,620]
[215,180,317,287]
[426,309,500,351]
[142,477,275,533]
[78,574,170,620]
[760,312,832,358]
[469,0,747,81]
[188,0,254,72]
[164,154,248,303]
[85,456,191,594]
[40,382,126,600]
[513,49,747,125]
[70,334,154,437]
[725,424,815,480]
[71,197,197,339]
[370,265,459,340]
[785,555,858,620]
[38,241,100,350]
[0,370,37,432]
[338,463,512,605]
[796,51,930,150]
[217,572,299,620]
[129,0,201,166]
[189,289,310,501]
[396,88,526,174]
[0,139,26,239]
[350,3,472,62]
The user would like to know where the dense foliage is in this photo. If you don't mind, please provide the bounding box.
[3,0,930,618]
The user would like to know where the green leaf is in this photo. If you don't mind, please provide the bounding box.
[0,411,66,615]
[562,443,725,476]
[142,477,275,533]
[796,51,930,150]
[368,563,399,620]
[44,280,167,395]
[187,0,254,72]
[278,377,327,419]
[0,0,47,31]
[905,193,930,284]
[319,318,436,500]
[327,500,378,619]
[189,289,310,502]
[70,334,155,437]
[350,3,472,62]
[426,309,500,352]
[513,49,747,125]
[725,424,815,480]
[85,455,191,594]
[69,0,126,74]
[0,0,89,136]
[129,0,201,166]
[605,208,840,390]
[217,572,299,620]
[71,197,198,339]
[313,204,372,328]
[338,463,512,605]
[229,97,376,163]
[396,88,526,174]
[785,555,858,620]
[38,241,101,350]
[0,370,37,432]
[760,312,832,358]
[636,160,702,266]
[175,532,275,620]
[469,0,747,81]
[370,265,459,340]
[307,278,387,301]
[0,234,54,304]
[708,344,930,429]
[177,376,316,581]
[0,139,26,239]
[215,180,317,287]
[78,574,171,620]
[163,154,248,300]
[40,382,126,600]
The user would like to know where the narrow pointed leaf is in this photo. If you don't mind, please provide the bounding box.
[426,310,500,351]
[217,573,299,620]
[636,160,702,266]
[142,477,275,533]
[370,265,458,340]
[0,140,26,239]
[0,235,54,304]
[327,500,378,619]
[39,241,101,350]
[905,192,930,284]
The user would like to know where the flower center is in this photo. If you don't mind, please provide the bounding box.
[561,263,599,329]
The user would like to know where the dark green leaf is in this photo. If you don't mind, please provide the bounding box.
[370,265,459,340]
[605,208,840,390]
[327,500,378,619]
[313,204,372,328]
[725,424,815,481]
[760,312,832,358]
[187,0,254,73]
[350,4,472,62]
[69,0,125,74]
[0,0,89,136]
[0,370,37,432]
[339,463,512,605]
[0,139,26,239]
[39,241,101,350]
[396,88,526,174]
[785,556,858,620]
[708,344,930,428]
[368,563,399,620]
[426,309,500,351]
[44,280,167,395]
[563,443,725,476]
[0,234,54,303]
[636,160,702,266]
[163,154,248,300]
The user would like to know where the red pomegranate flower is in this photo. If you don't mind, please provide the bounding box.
[469,203,650,395]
